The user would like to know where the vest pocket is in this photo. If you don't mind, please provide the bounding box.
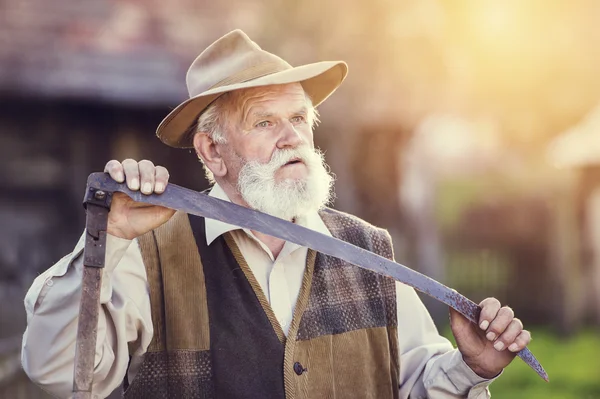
[291,327,398,399]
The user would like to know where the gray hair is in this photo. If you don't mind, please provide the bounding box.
[195,90,319,183]
[196,94,231,146]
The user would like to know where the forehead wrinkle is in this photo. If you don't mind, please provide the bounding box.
[228,84,309,127]
[248,94,307,117]
[251,110,274,119]
[238,90,275,125]
[294,106,308,115]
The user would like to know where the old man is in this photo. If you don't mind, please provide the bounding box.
[22,30,530,398]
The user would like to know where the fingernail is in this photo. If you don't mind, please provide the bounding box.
[494,341,505,351]
[116,172,124,182]
[155,183,164,192]
[131,178,140,190]
[479,320,489,330]
[508,343,519,352]
[486,332,496,341]
[142,182,152,194]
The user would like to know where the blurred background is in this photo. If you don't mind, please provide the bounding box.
[0,0,599,398]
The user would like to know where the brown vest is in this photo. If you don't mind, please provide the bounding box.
[123,208,399,399]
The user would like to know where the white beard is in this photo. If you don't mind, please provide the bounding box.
[236,146,334,220]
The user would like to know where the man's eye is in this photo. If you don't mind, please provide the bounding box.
[256,121,271,128]
[291,116,305,123]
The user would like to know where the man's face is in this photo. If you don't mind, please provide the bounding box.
[222,83,314,184]
[214,83,333,220]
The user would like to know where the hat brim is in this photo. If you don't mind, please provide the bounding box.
[156,61,348,148]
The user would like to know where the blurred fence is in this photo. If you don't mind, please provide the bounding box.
[436,171,600,333]
[443,195,553,319]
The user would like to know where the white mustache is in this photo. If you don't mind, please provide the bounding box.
[268,147,310,168]
[239,147,315,183]
[236,145,334,220]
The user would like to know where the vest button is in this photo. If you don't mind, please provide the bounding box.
[293,362,305,376]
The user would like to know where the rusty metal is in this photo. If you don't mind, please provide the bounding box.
[72,188,111,398]
[83,186,113,212]
[72,266,103,399]
[74,172,549,393]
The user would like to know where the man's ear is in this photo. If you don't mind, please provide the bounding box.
[193,132,227,178]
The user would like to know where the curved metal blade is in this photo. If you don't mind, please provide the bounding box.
[86,172,548,381]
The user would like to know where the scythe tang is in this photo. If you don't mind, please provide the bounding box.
[74,172,547,397]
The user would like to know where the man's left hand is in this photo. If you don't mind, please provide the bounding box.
[450,297,531,379]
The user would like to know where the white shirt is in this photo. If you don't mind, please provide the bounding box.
[21,184,494,399]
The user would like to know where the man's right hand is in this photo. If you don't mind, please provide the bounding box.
[103,159,176,240]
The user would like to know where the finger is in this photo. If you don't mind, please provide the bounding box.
[478,297,501,331]
[138,160,155,195]
[122,159,140,191]
[486,306,515,342]
[154,166,170,193]
[494,318,523,351]
[104,160,124,182]
[508,330,531,352]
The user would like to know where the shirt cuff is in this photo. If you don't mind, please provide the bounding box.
[442,350,501,398]
[104,234,134,272]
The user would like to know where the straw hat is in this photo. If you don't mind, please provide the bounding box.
[156,29,348,148]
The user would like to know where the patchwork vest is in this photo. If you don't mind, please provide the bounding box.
[123,208,399,399]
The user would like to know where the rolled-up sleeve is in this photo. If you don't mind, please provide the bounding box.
[22,232,153,399]
[396,282,497,398]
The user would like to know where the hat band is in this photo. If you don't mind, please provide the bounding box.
[205,61,292,92]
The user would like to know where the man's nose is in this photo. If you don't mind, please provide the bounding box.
[277,122,305,149]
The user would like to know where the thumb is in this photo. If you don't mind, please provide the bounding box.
[449,307,473,335]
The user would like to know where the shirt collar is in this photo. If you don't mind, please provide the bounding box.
[205,183,332,245]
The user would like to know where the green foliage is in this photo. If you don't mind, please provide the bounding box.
[442,328,600,399]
